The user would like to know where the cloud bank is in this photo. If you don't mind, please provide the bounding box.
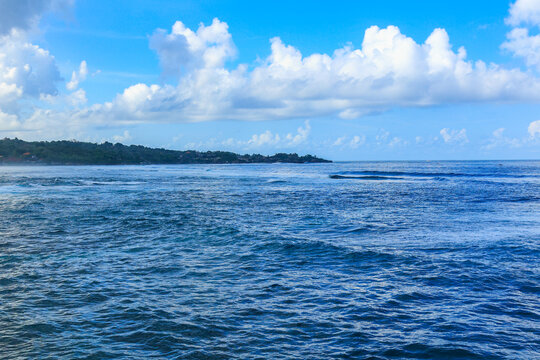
[84,19,540,126]
[1,0,540,139]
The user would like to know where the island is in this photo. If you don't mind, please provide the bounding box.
[0,138,331,165]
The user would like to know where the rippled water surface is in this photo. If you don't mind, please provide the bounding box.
[0,161,539,359]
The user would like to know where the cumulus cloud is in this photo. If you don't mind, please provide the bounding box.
[506,0,540,27]
[0,31,62,113]
[332,135,366,148]
[483,122,540,150]
[245,120,311,148]
[333,136,346,146]
[333,132,409,149]
[529,119,540,137]
[184,120,311,150]
[0,0,73,132]
[502,1,540,71]
[4,7,540,137]
[502,28,540,71]
[81,20,540,126]
[349,135,366,148]
[285,120,311,145]
[112,130,132,143]
[67,60,88,90]
[248,130,281,147]
[66,88,87,106]
[0,110,21,130]
[149,18,236,77]
[440,128,468,144]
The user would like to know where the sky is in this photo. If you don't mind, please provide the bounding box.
[0,0,540,160]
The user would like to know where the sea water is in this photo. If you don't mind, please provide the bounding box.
[0,161,539,359]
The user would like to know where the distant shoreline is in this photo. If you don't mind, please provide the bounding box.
[0,138,331,165]
[0,162,331,166]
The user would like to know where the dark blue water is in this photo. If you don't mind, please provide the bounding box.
[0,161,539,359]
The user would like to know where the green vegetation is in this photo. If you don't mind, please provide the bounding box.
[0,138,330,165]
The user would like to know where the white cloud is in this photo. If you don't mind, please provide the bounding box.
[339,109,366,120]
[67,88,87,106]
[493,127,506,138]
[0,1,69,122]
[388,136,407,147]
[502,28,540,71]
[0,31,62,114]
[67,60,88,90]
[376,130,390,144]
[248,130,281,147]
[333,136,346,146]
[482,124,540,150]
[78,20,540,126]
[3,7,540,137]
[332,135,365,148]
[179,120,312,150]
[0,82,22,108]
[245,121,311,148]
[0,0,86,138]
[0,110,21,130]
[285,120,311,145]
[503,1,540,71]
[0,0,73,35]
[0,33,61,97]
[528,119,540,137]
[483,132,519,150]
[507,0,540,27]
[440,128,468,144]
[149,18,236,77]
[112,130,132,143]
[349,135,366,148]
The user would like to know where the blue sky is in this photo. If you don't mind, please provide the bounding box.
[1,0,540,160]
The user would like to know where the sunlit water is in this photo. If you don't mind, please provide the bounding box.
[0,161,539,359]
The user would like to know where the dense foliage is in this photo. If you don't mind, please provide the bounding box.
[0,138,330,165]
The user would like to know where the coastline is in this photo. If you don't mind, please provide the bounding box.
[0,138,331,165]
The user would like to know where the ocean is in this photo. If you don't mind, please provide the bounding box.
[0,161,539,359]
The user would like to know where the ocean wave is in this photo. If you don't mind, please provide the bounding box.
[329,174,403,180]
[332,170,538,179]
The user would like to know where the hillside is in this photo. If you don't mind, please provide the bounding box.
[0,138,330,165]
